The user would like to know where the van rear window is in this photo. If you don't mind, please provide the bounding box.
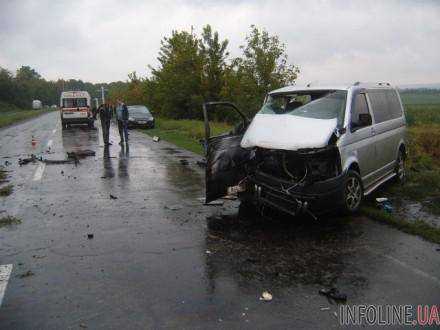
[63,98,88,108]
[368,90,402,123]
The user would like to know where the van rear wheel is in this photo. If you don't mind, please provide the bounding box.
[341,170,363,214]
[394,150,406,184]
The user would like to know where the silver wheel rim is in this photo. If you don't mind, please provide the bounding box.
[345,177,362,210]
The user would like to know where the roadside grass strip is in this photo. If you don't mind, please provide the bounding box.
[362,206,440,244]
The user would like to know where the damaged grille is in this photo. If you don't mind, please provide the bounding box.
[255,147,341,185]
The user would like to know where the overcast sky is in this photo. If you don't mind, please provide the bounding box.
[1,0,439,85]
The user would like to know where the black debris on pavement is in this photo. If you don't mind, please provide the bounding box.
[109,194,118,200]
[87,233,94,239]
[319,288,347,302]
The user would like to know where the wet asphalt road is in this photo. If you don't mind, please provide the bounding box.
[0,111,439,329]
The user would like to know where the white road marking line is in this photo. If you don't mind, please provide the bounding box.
[46,139,53,148]
[0,264,13,307]
[98,123,104,147]
[33,163,46,181]
[366,247,440,287]
[381,253,440,287]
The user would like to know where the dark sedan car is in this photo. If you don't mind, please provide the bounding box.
[127,105,155,128]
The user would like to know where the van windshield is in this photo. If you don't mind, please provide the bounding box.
[259,90,347,126]
[63,98,88,108]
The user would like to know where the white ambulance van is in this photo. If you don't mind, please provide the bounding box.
[60,91,94,128]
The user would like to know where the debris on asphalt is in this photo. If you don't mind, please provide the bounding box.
[18,155,37,166]
[109,194,118,200]
[67,150,95,158]
[4,160,11,166]
[165,205,182,211]
[259,291,273,301]
[206,250,212,254]
[196,160,206,168]
[179,159,189,165]
[153,136,160,142]
[18,270,35,278]
[319,288,347,302]
[197,197,224,206]
[376,198,393,213]
[87,233,94,239]
[221,195,238,200]
[320,307,330,311]
[61,170,64,175]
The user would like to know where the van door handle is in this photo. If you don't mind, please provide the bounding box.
[371,127,376,136]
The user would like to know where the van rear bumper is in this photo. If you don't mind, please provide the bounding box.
[61,117,94,125]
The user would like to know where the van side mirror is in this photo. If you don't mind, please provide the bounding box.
[358,113,372,126]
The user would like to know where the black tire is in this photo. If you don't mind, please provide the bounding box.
[394,150,406,184]
[341,170,363,214]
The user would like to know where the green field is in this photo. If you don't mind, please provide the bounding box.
[0,102,52,128]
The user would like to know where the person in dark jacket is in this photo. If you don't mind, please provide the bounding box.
[116,99,129,145]
[99,102,112,145]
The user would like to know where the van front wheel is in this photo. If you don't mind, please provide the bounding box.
[341,170,363,214]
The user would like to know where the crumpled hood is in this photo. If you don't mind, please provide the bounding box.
[240,114,338,151]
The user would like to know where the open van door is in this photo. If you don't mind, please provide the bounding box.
[203,102,251,203]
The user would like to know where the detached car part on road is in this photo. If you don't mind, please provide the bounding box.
[60,91,94,129]
[127,105,155,128]
[203,82,407,217]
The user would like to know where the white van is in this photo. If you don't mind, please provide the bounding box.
[203,82,407,217]
[60,91,93,128]
[32,100,42,110]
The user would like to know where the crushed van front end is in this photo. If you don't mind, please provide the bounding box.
[240,146,346,217]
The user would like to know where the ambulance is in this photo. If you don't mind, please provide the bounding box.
[60,91,94,128]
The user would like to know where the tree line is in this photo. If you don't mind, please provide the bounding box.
[108,25,299,121]
[1,25,299,121]
[0,65,126,110]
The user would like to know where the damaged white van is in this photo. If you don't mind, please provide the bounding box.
[203,82,406,217]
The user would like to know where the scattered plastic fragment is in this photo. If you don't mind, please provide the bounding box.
[197,197,224,206]
[87,233,94,239]
[319,288,347,302]
[18,270,35,278]
[179,159,189,165]
[165,205,182,211]
[206,250,212,254]
[376,198,393,213]
[260,291,273,301]
[153,136,160,142]
[109,194,118,200]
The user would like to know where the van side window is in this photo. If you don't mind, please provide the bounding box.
[386,90,403,119]
[351,93,371,129]
[368,91,391,123]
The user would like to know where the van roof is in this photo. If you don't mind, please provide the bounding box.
[269,82,396,94]
[61,91,90,98]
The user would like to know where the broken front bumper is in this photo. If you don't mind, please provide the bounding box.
[245,170,346,216]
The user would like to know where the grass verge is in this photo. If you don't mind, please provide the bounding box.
[0,110,52,128]
[362,206,440,244]
[0,215,21,228]
[0,184,13,196]
[139,117,232,156]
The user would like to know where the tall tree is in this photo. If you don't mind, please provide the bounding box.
[151,30,204,119]
[199,25,229,102]
[223,25,299,116]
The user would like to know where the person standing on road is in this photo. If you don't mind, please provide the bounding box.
[116,99,129,145]
[99,102,112,146]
